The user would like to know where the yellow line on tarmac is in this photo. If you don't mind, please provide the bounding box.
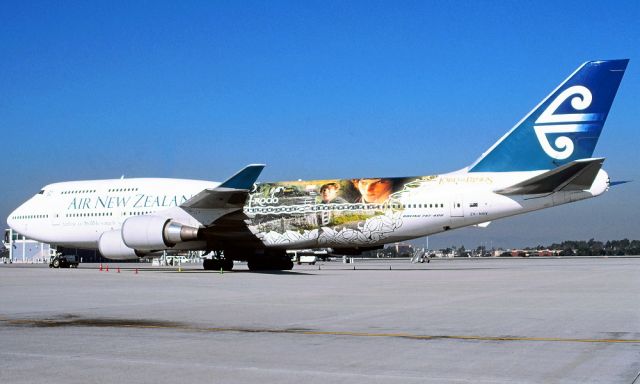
[288,330,640,344]
[2,317,639,344]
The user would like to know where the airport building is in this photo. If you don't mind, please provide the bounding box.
[3,228,52,263]
[2,228,200,264]
[3,228,107,263]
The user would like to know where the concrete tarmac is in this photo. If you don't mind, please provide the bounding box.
[1,257,639,383]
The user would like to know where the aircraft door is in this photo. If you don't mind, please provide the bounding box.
[48,189,62,228]
[450,195,464,217]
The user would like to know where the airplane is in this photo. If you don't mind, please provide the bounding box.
[7,59,628,271]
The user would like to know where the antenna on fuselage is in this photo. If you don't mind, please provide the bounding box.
[120,175,125,179]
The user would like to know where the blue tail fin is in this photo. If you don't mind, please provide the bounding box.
[469,59,628,172]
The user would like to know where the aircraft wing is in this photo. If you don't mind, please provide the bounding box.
[181,164,265,209]
[178,164,268,248]
[494,158,604,195]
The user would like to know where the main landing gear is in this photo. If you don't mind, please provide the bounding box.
[202,258,234,271]
[202,251,234,271]
[247,252,294,271]
[203,250,294,272]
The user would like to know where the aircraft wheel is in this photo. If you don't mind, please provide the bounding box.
[247,259,262,271]
[221,258,234,271]
[281,258,294,270]
[204,258,233,271]
[202,259,220,271]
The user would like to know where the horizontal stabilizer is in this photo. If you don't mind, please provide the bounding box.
[494,158,604,195]
[181,164,265,210]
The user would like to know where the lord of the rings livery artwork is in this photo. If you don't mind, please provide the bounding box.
[246,177,427,247]
[7,59,629,271]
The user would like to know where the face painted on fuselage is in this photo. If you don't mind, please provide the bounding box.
[353,178,393,203]
[321,186,339,203]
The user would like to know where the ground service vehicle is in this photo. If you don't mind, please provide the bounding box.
[48,250,79,268]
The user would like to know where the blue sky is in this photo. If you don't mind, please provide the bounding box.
[1,1,638,249]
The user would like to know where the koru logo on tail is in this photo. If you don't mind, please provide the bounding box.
[534,86,602,160]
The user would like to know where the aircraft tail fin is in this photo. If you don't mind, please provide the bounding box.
[469,60,628,172]
[494,158,604,195]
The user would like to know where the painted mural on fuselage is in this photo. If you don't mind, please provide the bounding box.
[244,174,494,247]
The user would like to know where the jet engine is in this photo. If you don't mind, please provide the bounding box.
[121,216,199,250]
[98,229,144,260]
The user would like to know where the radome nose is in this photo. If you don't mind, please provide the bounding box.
[7,203,26,234]
[7,208,17,231]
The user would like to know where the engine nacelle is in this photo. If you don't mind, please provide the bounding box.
[121,216,199,250]
[98,230,144,260]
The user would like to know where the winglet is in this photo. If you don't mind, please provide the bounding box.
[609,180,631,187]
[219,164,266,189]
[180,164,266,210]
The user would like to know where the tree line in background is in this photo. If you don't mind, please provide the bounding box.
[531,239,640,256]
[467,239,640,257]
[370,238,640,258]
[468,239,640,257]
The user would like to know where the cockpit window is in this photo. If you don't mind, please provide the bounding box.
[38,190,45,195]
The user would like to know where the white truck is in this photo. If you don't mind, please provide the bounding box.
[286,249,329,265]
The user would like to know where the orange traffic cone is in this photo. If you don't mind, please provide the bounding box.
[117,266,120,273]
[106,265,109,272]
[99,264,103,272]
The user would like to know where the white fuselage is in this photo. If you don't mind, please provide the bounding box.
[7,169,609,251]
[7,178,216,248]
